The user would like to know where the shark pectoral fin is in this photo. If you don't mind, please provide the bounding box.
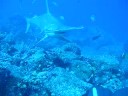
[31,35,48,48]
[60,26,84,32]
[69,26,84,30]
[75,26,84,29]
[35,35,48,45]
[41,34,48,40]
[25,20,30,33]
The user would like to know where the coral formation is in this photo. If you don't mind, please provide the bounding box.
[0,27,127,95]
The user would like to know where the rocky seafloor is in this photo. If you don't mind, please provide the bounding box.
[0,18,128,96]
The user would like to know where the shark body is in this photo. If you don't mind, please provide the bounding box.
[25,0,84,43]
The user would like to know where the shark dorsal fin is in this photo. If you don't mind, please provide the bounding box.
[32,0,50,14]
[46,0,50,14]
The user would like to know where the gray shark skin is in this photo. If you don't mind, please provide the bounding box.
[25,0,84,43]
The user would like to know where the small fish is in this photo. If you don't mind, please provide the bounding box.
[52,1,58,7]
[60,16,65,20]
[92,34,101,41]
[90,15,96,22]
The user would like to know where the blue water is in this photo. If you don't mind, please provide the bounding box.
[1,0,128,40]
[0,0,128,96]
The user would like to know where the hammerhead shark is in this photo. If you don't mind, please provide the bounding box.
[25,0,84,43]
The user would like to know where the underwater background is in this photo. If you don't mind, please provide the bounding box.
[0,0,128,96]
